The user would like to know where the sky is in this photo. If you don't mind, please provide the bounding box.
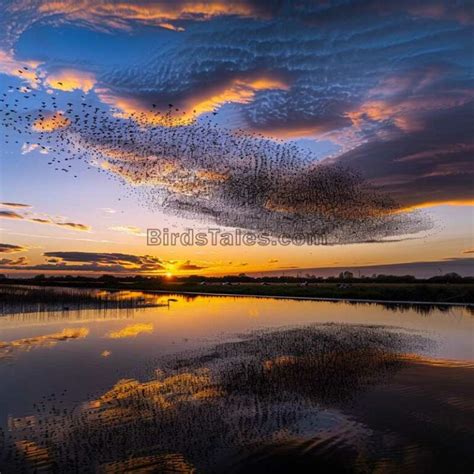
[0,0,473,277]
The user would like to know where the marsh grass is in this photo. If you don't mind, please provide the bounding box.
[0,285,165,315]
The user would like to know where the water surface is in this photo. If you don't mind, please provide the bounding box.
[0,291,472,472]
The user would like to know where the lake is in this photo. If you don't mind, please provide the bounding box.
[0,290,473,473]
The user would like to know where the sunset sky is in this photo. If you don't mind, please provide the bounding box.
[0,0,473,277]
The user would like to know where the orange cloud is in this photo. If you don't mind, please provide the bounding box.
[347,69,474,133]
[396,199,474,213]
[36,1,259,30]
[0,49,42,87]
[157,22,185,32]
[97,74,289,126]
[346,95,473,133]
[32,112,70,132]
[45,69,96,92]
[106,323,154,339]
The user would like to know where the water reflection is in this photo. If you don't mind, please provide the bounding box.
[1,324,473,473]
[0,327,89,360]
[0,292,472,472]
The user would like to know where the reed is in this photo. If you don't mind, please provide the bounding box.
[0,285,163,315]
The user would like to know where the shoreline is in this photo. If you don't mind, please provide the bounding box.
[132,289,473,307]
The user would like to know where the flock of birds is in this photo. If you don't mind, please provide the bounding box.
[0,71,428,242]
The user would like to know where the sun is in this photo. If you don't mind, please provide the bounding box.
[166,272,173,278]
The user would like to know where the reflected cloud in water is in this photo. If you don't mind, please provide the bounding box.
[0,327,89,359]
[106,322,154,339]
[2,323,472,472]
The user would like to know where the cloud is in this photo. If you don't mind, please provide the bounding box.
[463,249,474,254]
[0,207,91,232]
[345,66,473,135]
[44,68,96,92]
[36,251,166,273]
[0,256,28,266]
[44,251,161,266]
[32,111,70,132]
[333,102,474,207]
[0,243,27,253]
[56,222,90,231]
[0,202,31,208]
[0,210,24,219]
[2,1,263,46]
[176,260,207,271]
[108,225,145,236]
[106,323,154,339]
[21,143,48,154]
[0,250,211,274]
[1,0,472,239]
[90,11,468,137]
[97,73,289,125]
[0,48,42,87]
